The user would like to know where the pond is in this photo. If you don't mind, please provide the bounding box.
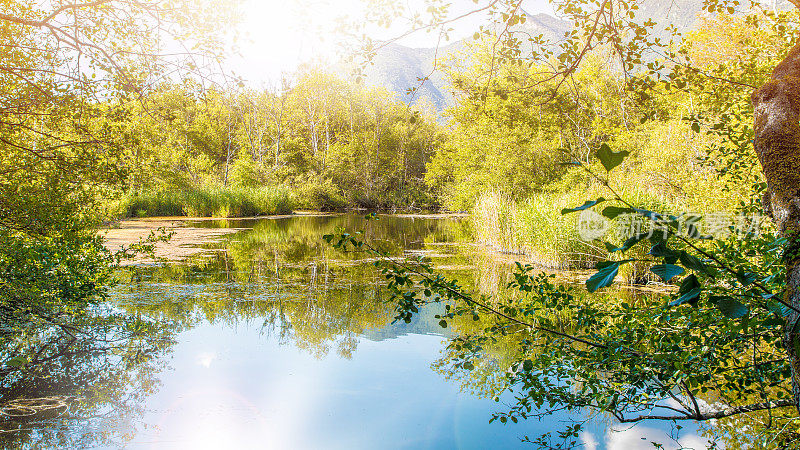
[0,215,711,449]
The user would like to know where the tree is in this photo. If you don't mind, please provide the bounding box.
[266,75,293,169]
[0,0,237,390]
[752,0,800,412]
[0,0,238,232]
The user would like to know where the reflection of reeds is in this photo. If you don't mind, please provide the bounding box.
[472,191,523,256]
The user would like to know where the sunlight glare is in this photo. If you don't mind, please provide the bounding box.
[232,0,365,83]
[230,0,554,85]
[196,351,217,368]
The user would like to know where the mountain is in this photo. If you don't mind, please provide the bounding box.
[358,42,459,111]
[359,11,571,111]
[359,0,721,111]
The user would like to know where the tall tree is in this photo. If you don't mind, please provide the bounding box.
[0,0,239,232]
[752,0,800,412]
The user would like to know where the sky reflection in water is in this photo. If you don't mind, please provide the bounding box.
[2,215,710,449]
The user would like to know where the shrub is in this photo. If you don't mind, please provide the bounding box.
[294,177,347,211]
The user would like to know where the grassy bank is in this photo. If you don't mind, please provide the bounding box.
[113,182,434,219]
[115,186,295,218]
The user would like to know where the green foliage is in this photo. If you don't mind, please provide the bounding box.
[116,185,294,218]
[0,229,114,322]
[118,70,443,214]
[0,216,171,395]
[0,0,236,408]
[294,176,347,211]
[230,151,271,188]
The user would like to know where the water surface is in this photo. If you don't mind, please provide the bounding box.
[0,215,710,449]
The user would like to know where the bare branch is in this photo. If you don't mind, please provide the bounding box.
[618,399,796,422]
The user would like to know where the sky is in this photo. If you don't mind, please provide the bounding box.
[227,0,554,85]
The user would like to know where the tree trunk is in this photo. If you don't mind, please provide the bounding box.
[275,121,281,168]
[324,117,330,171]
[752,41,800,413]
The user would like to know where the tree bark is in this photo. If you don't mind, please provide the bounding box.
[752,41,800,413]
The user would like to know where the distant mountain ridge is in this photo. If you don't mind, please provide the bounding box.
[357,0,715,111]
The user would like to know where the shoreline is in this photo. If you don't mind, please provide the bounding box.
[106,210,469,225]
[101,212,469,266]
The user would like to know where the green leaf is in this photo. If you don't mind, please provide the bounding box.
[522,359,533,371]
[710,296,749,319]
[762,316,785,327]
[679,251,703,271]
[671,288,702,307]
[682,214,703,239]
[735,270,757,287]
[650,264,684,282]
[767,301,792,318]
[596,143,630,172]
[650,242,680,264]
[586,260,632,292]
[670,274,701,306]
[679,273,700,293]
[602,206,635,219]
[6,356,26,368]
[561,198,606,215]
[439,320,448,328]
[609,232,648,253]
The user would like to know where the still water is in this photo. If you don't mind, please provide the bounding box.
[0,215,709,449]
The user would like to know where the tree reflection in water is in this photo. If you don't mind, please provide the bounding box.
[0,214,469,448]
[0,306,176,449]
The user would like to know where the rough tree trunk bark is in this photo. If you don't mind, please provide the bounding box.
[752,41,800,413]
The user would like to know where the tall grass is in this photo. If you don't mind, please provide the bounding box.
[472,186,694,283]
[472,190,603,269]
[116,185,295,218]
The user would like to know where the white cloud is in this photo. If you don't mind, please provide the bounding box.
[581,431,599,450]
[606,425,709,450]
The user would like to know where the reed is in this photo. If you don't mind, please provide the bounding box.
[471,185,695,284]
[116,185,295,218]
